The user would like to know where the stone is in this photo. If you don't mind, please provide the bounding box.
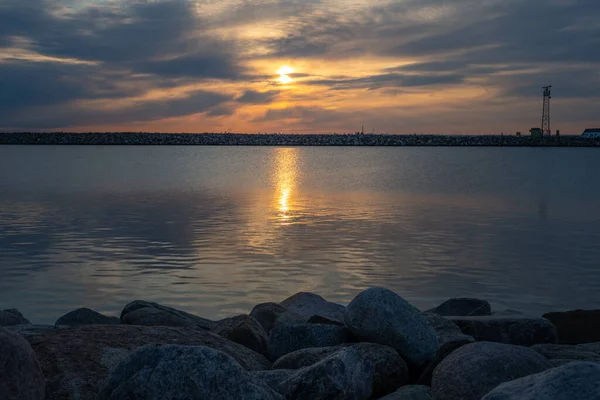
[449,316,558,346]
[431,341,553,400]
[212,314,268,355]
[531,343,600,362]
[27,324,271,400]
[55,308,119,326]
[267,323,354,361]
[0,308,31,326]
[97,344,283,400]
[482,361,600,400]
[416,313,475,385]
[280,292,346,324]
[250,302,306,334]
[4,324,58,338]
[273,343,409,398]
[0,327,45,400]
[493,309,525,316]
[250,369,295,393]
[120,300,214,330]
[307,314,345,326]
[344,287,438,366]
[379,385,433,400]
[426,298,491,316]
[542,309,600,344]
[278,347,373,400]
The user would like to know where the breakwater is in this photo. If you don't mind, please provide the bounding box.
[1,132,599,146]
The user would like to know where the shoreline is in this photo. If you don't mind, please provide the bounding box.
[1,132,600,147]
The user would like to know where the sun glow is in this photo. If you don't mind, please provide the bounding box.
[277,65,294,84]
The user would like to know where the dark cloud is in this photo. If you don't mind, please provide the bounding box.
[236,90,280,104]
[305,73,464,90]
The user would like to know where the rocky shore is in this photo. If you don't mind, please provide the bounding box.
[2,288,600,399]
[1,132,599,147]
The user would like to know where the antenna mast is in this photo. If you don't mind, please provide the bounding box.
[541,85,552,136]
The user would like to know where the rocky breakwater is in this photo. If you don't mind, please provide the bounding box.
[1,290,600,400]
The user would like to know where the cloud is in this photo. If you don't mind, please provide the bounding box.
[236,90,280,104]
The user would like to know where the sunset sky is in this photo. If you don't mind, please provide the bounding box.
[1,0,599,134]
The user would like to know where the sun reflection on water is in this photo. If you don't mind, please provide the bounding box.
[273,148,298,222]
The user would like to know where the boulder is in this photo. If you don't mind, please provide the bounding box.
[281,292,346,324]
[97,344,283,400]
[0,308,31,326]
[5,324,58,338]
[27,324,271,400]
[250,302,306,334]
[212,314,268,355]
[416,313,475,385]
[431,341,553,400]
[482,361,600,400]
[267,323,354,361]
[344,287,438,366]
[531,343,600,362]
[273,343,409,398]
[278,347,373,400]
[55,308,119,326]
[250,369,295,393]
[449,316,558,346]
[426,298,491,316]
[120,300,214,330]
[542,309,600,344]
[379,385,433,400]
[0,327,45,400]
[307,315,345,326]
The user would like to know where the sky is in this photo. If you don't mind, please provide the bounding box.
[1,0,599,134]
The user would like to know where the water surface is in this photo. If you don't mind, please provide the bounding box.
[1,146,599,323]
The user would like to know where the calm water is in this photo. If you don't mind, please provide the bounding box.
[1,146,599,324]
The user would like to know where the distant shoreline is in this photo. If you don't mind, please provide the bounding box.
[1,132,599,147]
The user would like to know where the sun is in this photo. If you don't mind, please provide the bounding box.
[277,65,294,84]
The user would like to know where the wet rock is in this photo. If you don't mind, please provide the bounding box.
[280,292,346,324]
[273,343,408,397]
[380,385,433,400]
[97,344,283,400]
[212,314,268,356]
[416,313,475,385]
[426,298,491,316]
[531,343,600,362]
[307,314,345,326]
[449,316,558,346]
[55,308,119,326]
[542,309,600,344]
[28,324,271,400]
[493,309,525,316]
[250,369,294,393]
[431,341,553,400]
[0,327,45,400]
[267,323,353,361]
[249,302,306,334]
[0,308,31,326]
[278,347,373,400]
[482,361,600,400]
[5,324,59,338]
[120,300,214,330]
[344,287,438,366]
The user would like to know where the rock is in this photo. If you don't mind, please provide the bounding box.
[379,385,433,400]
[531,343,600,362]
[449,316,558,346]
[281,292,346,324]
[0,327,45,400]
[97,344,283,400]
[416,313,475,385]
[426,298,491,316]
[273,343,408,397]
[482,361,600,400]
[431,341,553,400]
[344,287,438,366]
[250,302,306,334]
[493,309,525,316]
[0,309,31,326]
[212,314,268,355]
[542,309,600,344]
[250,369,295,393]
[278,347,373,400]
[307,314,345,326]
[27,324,271,400]
[5,324,59,338]
[120,300,214,330]
[55,308,119,326]
[267,323,354,361]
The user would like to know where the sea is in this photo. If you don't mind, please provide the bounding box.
[1,145,599,323]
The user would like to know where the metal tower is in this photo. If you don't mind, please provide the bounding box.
[541,85,552,136]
